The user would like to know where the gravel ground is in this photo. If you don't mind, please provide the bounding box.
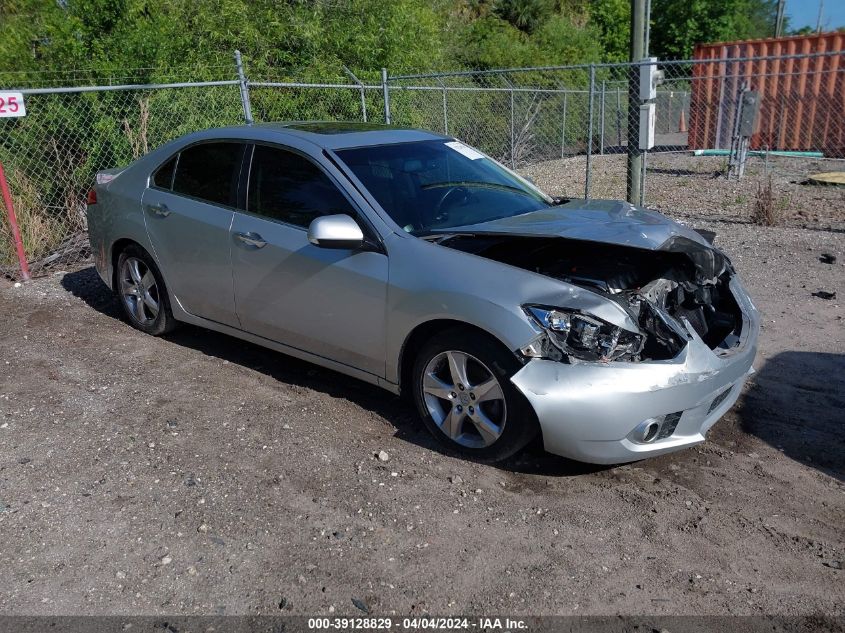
[0,212,844,618]
[525,153,845,231]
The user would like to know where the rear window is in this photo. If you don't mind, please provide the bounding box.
[152,155,177,189]
[172,142,245,206]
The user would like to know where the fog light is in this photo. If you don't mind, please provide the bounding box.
[634,417,662,443]
[631,412,684,444]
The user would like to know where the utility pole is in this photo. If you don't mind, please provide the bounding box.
[775,0,786,37]
[816,0,824,33]
[626,0,648,205]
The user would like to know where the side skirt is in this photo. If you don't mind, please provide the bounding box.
[171,305,401,395]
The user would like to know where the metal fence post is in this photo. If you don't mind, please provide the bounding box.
[381,68,391,124]
[599,80,606,155]
[509,82,516,169]
[343,66,367,122]
[615,85,623,146]
[627,0,648,205]
[585,64,595,199]
[560,92,568,158]
[0,161,30,281]
[715,74,726,149]
[234,50,253,124]
[640,153,647,206]
[436,78,449,135]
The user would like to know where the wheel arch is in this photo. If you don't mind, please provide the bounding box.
[110,239,174,309]
[110,238,178,334]
[110,238,141,289]
[397,319,523,397]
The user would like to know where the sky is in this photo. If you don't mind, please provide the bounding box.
[785,0,845,31]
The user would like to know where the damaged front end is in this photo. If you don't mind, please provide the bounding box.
[438,233,743,364]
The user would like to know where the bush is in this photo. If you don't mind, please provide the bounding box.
[752,175,783,226]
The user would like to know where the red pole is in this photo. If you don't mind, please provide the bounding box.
[0,160,30,281]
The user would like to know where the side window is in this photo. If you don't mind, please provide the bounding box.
[151,155,177,190]
[248,145,355,228]
[172,142,244,206]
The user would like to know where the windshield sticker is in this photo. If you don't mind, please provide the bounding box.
[444,140,485,160]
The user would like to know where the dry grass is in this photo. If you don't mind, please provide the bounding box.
[752,175,783,226]
[0,170,65,274]
[510,93,541,167]
[123,96,151,159]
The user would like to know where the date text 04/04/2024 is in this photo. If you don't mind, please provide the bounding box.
[307,617,528,630]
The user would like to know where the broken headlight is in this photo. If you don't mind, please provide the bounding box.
[522,305,644,362]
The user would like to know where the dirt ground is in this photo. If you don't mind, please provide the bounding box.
[525,154,845,232]
[0,216,843,618]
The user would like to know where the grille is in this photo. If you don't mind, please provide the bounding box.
[708,387,733,414]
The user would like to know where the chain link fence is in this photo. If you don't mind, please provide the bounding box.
[391,53,845,220]
[1,50,843,280]
[0,82,246,278]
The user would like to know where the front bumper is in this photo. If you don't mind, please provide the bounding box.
[511,277,759,464]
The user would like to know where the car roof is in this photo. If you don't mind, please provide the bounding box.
[190,121,450,150]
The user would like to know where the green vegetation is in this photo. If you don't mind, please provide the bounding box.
[650,0,781,60]
[1,0,788,81]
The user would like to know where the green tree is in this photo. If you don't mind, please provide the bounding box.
[649,0,779,60]
[494,0,556,34]
[0,0,452,82]
[587,0,630,62]
[448,0,601,69]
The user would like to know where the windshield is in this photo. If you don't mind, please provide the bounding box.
[334,139,553,235]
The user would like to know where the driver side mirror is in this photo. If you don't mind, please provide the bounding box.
[307,214,365,250]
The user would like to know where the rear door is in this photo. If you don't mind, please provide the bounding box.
[231,143,388,376]
[141,141,245,327]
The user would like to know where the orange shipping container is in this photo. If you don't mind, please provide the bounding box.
[688,32,845,157]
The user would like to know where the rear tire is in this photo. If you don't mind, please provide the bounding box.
[115,244,177,336]
[411,328,538,463]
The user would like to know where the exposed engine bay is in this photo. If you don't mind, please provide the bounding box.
[435,233,744,362]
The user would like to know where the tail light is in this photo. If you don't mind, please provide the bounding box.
[87,189,97,205]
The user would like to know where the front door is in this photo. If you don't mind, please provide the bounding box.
[142,141,245,327]
[231,144,388,377]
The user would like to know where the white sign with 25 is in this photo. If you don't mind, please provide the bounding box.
[0,92,26,118]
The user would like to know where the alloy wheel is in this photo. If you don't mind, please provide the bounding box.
[119,256,160,326]
[420,350,507,448]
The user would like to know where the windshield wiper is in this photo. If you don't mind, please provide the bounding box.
[414,230,483,241]
[421,180,536,197]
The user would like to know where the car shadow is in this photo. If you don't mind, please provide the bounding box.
[736,350,845,482]
[60,266,599,477]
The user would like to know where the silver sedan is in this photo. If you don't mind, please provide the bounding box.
[86,122,759,464]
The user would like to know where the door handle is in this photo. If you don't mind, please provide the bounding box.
[235,232,267,248]
[146,203,171,217]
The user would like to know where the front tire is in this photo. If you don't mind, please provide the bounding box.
[115,245,177,336]
[411,328,538,463]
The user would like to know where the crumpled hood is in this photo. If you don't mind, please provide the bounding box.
[434,199,710,251]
